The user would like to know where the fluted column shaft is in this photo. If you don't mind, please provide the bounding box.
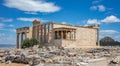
[16,33,19,49]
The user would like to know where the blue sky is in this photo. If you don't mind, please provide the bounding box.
[0,0,120,44]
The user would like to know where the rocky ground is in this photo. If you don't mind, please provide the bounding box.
[0,46,120,66]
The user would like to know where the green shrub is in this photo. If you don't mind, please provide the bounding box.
[21,38,40,49]
[21,38,30,48]
[29,38,39,46]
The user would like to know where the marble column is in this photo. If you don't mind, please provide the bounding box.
[97,28,100,46]
[16,33,19,49]
[56,31,59,39]
[21,33,23,48]
[44,24,46,42]
[41,25,43,42]
[61,31,63,39]
[74,30,76,40]
[32,26,35,38]
[65,31,67,39]
[37,25,39,41]
[48,24,50,43]
[70,31,72,40]
[25,32,27,39]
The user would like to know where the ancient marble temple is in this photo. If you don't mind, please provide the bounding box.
[16,20,100,48]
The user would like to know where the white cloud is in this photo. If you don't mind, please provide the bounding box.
[0,17,13,22]
[85,15,120,25]
[4,0,61,14]
[101,15,120,23]
[0,33,15,44]
[17,17,38,22]
[0,23,4,28]
[98,5,106,12]
[17,17,48,22]
[0,33,6,37]
[87,19,100,25]
[24,11,38,15]
[115,35,120,39]
[100,30,119,34]
[90,5,106,12]
[90,6,97,10]
[62,21,66,24]
[9,24,14,27]
[9,29,16,32]
[0,28,16,33]
[100,30,120,41]
[92,0,102,4]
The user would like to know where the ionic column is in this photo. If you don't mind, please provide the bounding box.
[16,33,19,49]
[37,25,39,41]
[25,32,27,39]
[97,28,100,46]
[61,31,63,39]
[44,24,46,42]
[56,31,59,39]
[74,30,76,40]
[32,26,35,38]
[21,33,23,47]
[70,31,72,40]
[48,24,50,43]
[65,31,67,39]
[51,22,54,29]
[41,25,43,42]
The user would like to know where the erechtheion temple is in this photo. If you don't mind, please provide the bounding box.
[16,20,100,48]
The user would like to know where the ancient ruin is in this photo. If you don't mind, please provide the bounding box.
[16,20,100,49]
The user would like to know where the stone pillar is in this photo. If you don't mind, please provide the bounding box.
[74,30,76,40]
[51,22,54,29]
[48,23,50,43]
[61,31,63,39]
[32,26,35,38]
[70,31,72,40]
[25,32,27,39]
[56,31,59,39]
[97,28,100,46]
[65,31,67,39]
[21,33,23,48]
[41,25,43,42]
[44,24,46,42]
[37,25,39,41]
[16,33,19,49]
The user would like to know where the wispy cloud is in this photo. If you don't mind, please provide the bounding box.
[3,0,61,14]
[100,30,119,34]
[0,28,16,33]
[17,17,48,22]
[8,24,14,27]
[100,30,120,41]
[90,5,106,12]
[85,15,120,26]
[101,15,120,23]
[0,33,15,44]
[24,11,38,15]
[98,5,106,12]
[90,6,97,10]
[62,21,66,24]
[0,23,4,28]
[92,0,102,4]
[86,19,100,25]
[0,17,13,22]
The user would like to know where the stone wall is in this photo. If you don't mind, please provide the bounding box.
[53,23,98,48]
[26,27,33,39]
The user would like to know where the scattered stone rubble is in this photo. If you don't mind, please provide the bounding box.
[0,46,120,66]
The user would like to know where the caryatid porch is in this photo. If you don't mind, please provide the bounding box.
[53,27,76,40]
